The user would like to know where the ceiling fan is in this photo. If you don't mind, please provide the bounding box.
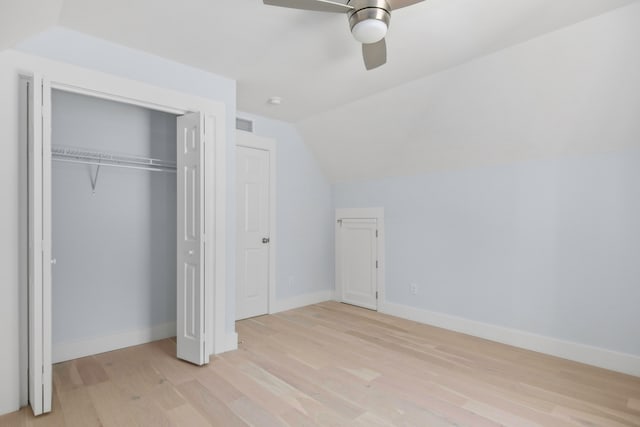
[263,0,425,70]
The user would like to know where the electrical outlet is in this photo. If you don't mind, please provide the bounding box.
[288,276,294,288]
[410,283,418,295]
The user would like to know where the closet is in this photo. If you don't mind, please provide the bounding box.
[50,90,178,363]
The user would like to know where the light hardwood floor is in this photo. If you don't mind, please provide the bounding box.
[2,301,639,426]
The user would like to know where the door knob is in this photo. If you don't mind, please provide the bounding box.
[262,237,270,244]
[188,250,194,256]
[50,258,57,265]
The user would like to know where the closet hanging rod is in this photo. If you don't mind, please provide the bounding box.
[51,146,176,173]
[52,158,176,173]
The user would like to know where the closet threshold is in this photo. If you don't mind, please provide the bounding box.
[51,146,176,173]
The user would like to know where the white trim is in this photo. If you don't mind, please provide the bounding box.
[381,301,640,378]
[18,77,29,408]
[41,74,53,414]
[28,72,46,416]
[236,130,277,318]
[335,207,385,311]
[271,290,334,314]
[212,114,227,355]
[52,322,177,364]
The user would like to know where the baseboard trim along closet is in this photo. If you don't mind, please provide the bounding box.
[379,301,640,378]
[52,322,176,363]
[271,289,335,315]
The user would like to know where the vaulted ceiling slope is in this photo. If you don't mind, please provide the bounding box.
[299,1,640,182]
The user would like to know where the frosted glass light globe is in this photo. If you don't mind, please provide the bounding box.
[351,19,388,44]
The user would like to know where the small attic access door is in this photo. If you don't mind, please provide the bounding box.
[26,73,222,416]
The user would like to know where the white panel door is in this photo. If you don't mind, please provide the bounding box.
[28,74,52,415]
[176,112,207,365]
[236,145,270,320]
[338,219,378,310]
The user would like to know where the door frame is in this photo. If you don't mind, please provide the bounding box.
[17,54,228,412]
[335,208,385,311]
[236,130,277,316]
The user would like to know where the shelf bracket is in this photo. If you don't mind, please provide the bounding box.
[89,162,101,195]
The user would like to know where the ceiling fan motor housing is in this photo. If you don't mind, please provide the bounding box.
[347,0,391,43]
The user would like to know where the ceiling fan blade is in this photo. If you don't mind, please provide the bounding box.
[387,0,424,10]
[362,39,387,70]
[263,0,353,13]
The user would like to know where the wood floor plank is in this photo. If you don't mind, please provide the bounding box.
[74,357,108,387]
[2,301,639,427]
[55,387,101,427]
[175,380,248,427]
[164,404,210,427]
[228,396,287,427]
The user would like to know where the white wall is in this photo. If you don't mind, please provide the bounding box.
[335,148,640,356]
[332,3,640,373]
[51,90,177,360]
[0,54,24,417]
[16,27,239,332]
[237,112,335,307]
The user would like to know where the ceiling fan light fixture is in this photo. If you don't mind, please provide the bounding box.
[351,19,388,44]
[348,2,391,45]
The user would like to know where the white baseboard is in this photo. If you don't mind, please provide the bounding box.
[271,289,334,314]
[52,322,176,363]
[380,301,640,377]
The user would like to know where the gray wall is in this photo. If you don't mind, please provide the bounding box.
[237,112,335,300]
[334,147,640,356]
[52,90,176,350]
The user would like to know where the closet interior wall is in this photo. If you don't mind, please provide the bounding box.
[51,90,177,362]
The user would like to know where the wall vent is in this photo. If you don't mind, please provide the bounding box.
[236,117,254,133]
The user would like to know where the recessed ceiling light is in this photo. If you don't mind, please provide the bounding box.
[267,96,283,106]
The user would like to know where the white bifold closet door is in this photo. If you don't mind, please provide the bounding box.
[28,74,52,416]
[28,88,209,415]
[176,112,208,366]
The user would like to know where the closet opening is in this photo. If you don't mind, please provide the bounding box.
[24,69,224,415]
[51,89,179,363]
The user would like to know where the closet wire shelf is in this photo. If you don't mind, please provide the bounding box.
[51,146,177,173]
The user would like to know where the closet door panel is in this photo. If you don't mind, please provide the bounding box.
[176,112,207,365]
[27,74,53,415]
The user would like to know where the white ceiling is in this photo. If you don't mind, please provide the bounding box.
[50,0,636,122]
[0,0,63,51]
